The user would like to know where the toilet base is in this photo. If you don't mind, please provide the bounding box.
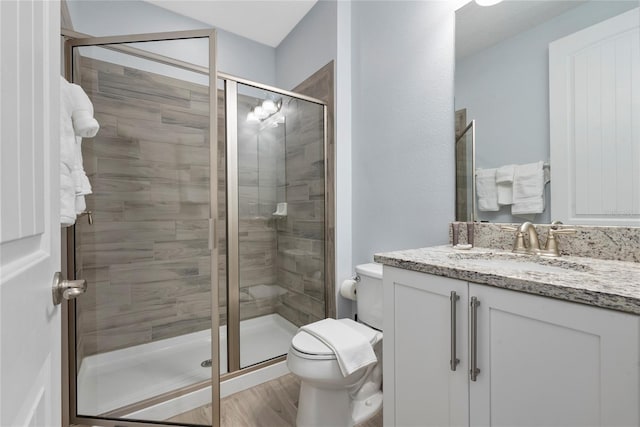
[295,383,383,427]
[296,382,352,427]
[352,390,383,425]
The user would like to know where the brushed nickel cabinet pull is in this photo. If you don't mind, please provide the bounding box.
[450,291,460,371]
[470,296,481,381]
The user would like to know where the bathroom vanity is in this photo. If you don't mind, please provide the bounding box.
[375,246,640,427]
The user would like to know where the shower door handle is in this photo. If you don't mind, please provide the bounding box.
[52,272,87,305]
[208,218,216,250]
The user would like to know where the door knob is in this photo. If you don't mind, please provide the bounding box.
[52,272,87,305]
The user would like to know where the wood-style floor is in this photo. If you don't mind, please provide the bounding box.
[167,373,383,427]
[73,373,382,427]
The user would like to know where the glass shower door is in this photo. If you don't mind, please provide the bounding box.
[66,31,220,427]
[227,80,327,371]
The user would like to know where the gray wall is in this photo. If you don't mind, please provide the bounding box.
[455,1,637,224]
[350,1,457,266]
[275,0,337,90]
[334,1,353,320]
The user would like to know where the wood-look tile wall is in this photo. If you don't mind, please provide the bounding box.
[292,62,336,321]
[74,56,332,358]
[235,95,287,321]
[75,57,280,357]
[275,63,334,327]
[74,56,214,357]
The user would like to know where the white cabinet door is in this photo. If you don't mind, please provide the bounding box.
[0,1,61,426]
[384,267,469,427]
[469,283,640,427]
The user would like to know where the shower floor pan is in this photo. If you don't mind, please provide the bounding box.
[77,313,298,417]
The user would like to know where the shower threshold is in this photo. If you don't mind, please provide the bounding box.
[76,313,298,417]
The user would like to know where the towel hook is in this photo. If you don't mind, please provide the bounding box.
[78,210,93,225]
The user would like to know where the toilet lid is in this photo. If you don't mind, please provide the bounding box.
[291,319,381,356]
[291,330,334,356]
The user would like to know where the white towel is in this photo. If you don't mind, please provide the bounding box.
[512,161,545,215]
[70,82,97,200]
[60,166,76,227]
[60,77,78,226]
[72,136,92,196]
[496,164,515,205]
[69,83,100,138]
[60,77,76,171]
[60,77,98,226]
[75,195,87,216]
[300,318,377,377]
[476,168,499,211]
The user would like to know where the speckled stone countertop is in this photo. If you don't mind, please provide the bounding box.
[374,245,640,315]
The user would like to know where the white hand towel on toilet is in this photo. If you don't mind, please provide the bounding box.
[300,318,377,377]
[512,161,545,215]
[476,168,499,211]
[496,164,515,205]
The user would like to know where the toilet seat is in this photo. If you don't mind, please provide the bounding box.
[291,318,382,360]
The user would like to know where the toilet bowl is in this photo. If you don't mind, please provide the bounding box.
[287,263,384,427]
[287,319,383,427]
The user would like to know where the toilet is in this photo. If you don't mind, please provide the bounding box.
[287,263,383,427]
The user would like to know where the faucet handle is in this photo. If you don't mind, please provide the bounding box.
[501,225,527,253]
[549,228,577,236]
[543,227,576,256]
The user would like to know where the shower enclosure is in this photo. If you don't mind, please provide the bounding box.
[63,30,331,427]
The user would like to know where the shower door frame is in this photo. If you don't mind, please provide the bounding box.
[62,29,221,427]
[62,29,335,427]
[219,73,330,374]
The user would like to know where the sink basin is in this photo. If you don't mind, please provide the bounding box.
[447,251,592,274]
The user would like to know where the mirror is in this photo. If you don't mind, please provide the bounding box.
[455,0,639,225]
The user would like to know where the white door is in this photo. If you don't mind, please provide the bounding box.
[0,1,61,426]
[549,8,640,226]
[384,267,469,427]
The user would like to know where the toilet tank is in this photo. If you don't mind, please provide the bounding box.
[355,263,383,331]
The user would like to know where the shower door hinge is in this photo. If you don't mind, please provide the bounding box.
[208,218,216,250]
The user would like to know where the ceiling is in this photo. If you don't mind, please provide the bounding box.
[456,0,588,60]
[143,0,317,48]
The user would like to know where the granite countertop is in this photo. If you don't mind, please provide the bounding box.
[374,245,640,315]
